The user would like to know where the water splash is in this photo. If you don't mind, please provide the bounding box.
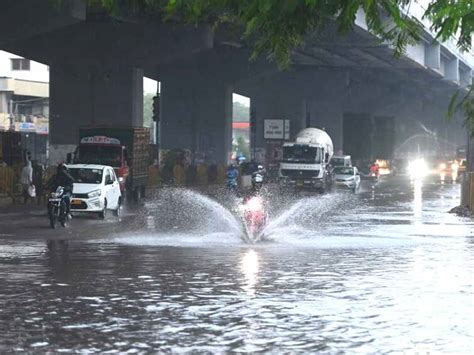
[146,188,243,236]
[262,193,356,242]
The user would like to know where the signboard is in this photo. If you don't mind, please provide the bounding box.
[264,119,290,140]
[80,136,121,145]
[18,122,36,132]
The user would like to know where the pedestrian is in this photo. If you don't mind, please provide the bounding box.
[32,162,44,204]
[20,160,33,204]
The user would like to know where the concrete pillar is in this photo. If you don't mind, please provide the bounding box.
[49,62,144,145]
[0,91,11,114]
[160,76,232,164]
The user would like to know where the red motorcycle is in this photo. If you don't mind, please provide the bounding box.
[239,196,268,241]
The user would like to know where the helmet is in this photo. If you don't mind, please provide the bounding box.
[57,163,68,173]
[258,165,263,170]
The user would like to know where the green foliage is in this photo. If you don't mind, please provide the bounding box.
[235,136,250,160]
[233,101,250,122]
[426,0,473,52]
[143,93,154,128]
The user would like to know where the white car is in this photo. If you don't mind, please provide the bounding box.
[333,166,361,192]
[68,164,122,218]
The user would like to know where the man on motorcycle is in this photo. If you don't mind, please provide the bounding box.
[226,163,239,192]
[243,166,266,203]
[49,163,74,218]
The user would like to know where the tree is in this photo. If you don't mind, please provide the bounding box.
[143,93,154,128]
[233,101,250,122]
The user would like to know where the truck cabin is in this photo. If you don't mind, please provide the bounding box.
[74,136,128,169]
[282,144,329,164]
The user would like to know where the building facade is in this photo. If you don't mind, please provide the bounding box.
[0,50,49,164]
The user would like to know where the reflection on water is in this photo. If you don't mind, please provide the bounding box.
[240,249,259,296]
[412,179,423,221]
[0,176,472,353]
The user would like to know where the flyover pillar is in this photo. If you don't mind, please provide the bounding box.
[49,62,143,163]
[160,75,232,164]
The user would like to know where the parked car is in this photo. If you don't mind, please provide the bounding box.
[68,164,122,219]
[333,166,361,192]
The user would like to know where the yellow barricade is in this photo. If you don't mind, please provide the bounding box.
[148,165,161,187]
[173,164,186,186]
[217,164,226,184]
[0,166,15,196]
[196,164,208,185]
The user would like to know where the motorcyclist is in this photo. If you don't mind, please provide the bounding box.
[370,162,380,177]
[252,165,266,183]
[49,163,74,218]
[226,163,239,192]
[243,166,266,203]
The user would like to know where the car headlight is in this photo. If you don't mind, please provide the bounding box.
[88,189,102,198]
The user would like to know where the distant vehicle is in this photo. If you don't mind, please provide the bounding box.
[333,166,361,192]
[279,128,334,192]
[436,159,460,174]
[68,164,122,219]
[70,127,150,200]
[331,155,352,167]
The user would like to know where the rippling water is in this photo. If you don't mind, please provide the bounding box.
[0,176,473,352]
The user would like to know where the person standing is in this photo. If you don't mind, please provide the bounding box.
[32,162,44,204]
[20,161,33,204]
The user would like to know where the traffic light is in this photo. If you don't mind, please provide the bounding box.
[152,94,160,122]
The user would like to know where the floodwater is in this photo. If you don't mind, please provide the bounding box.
[0,176,473,353]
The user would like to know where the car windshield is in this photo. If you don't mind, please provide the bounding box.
[69,168,103,184]
[331,158,344,166]
[77,145,122,167]
[283,145,321,163]
[334,167,354,175]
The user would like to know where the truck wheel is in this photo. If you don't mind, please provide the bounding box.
[99,200,107,219]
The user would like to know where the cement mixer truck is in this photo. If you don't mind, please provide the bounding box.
[279,128,334,192]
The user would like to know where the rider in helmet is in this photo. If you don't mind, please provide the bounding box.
[243,164,267,203]
[226,163,239,192]
[49,163,75,217]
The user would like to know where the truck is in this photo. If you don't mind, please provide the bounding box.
[279,128,334,192]
[70,127,150,200]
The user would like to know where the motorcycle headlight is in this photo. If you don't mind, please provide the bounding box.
[118,177,124,182]
[51,192,59,198]
[88,189,102,198]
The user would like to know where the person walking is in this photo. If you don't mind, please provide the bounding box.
[20,161,33,204]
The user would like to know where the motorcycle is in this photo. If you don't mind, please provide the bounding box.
[47,186,68,229]
[238,195,268,242]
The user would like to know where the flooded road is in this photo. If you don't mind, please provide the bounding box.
[0,176,473,352]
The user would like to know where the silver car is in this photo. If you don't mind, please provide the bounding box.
[333,166,361,192]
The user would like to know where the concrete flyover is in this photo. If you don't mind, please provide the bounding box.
[0,0,472,165]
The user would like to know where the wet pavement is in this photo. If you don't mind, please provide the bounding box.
[0,175,473,352]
